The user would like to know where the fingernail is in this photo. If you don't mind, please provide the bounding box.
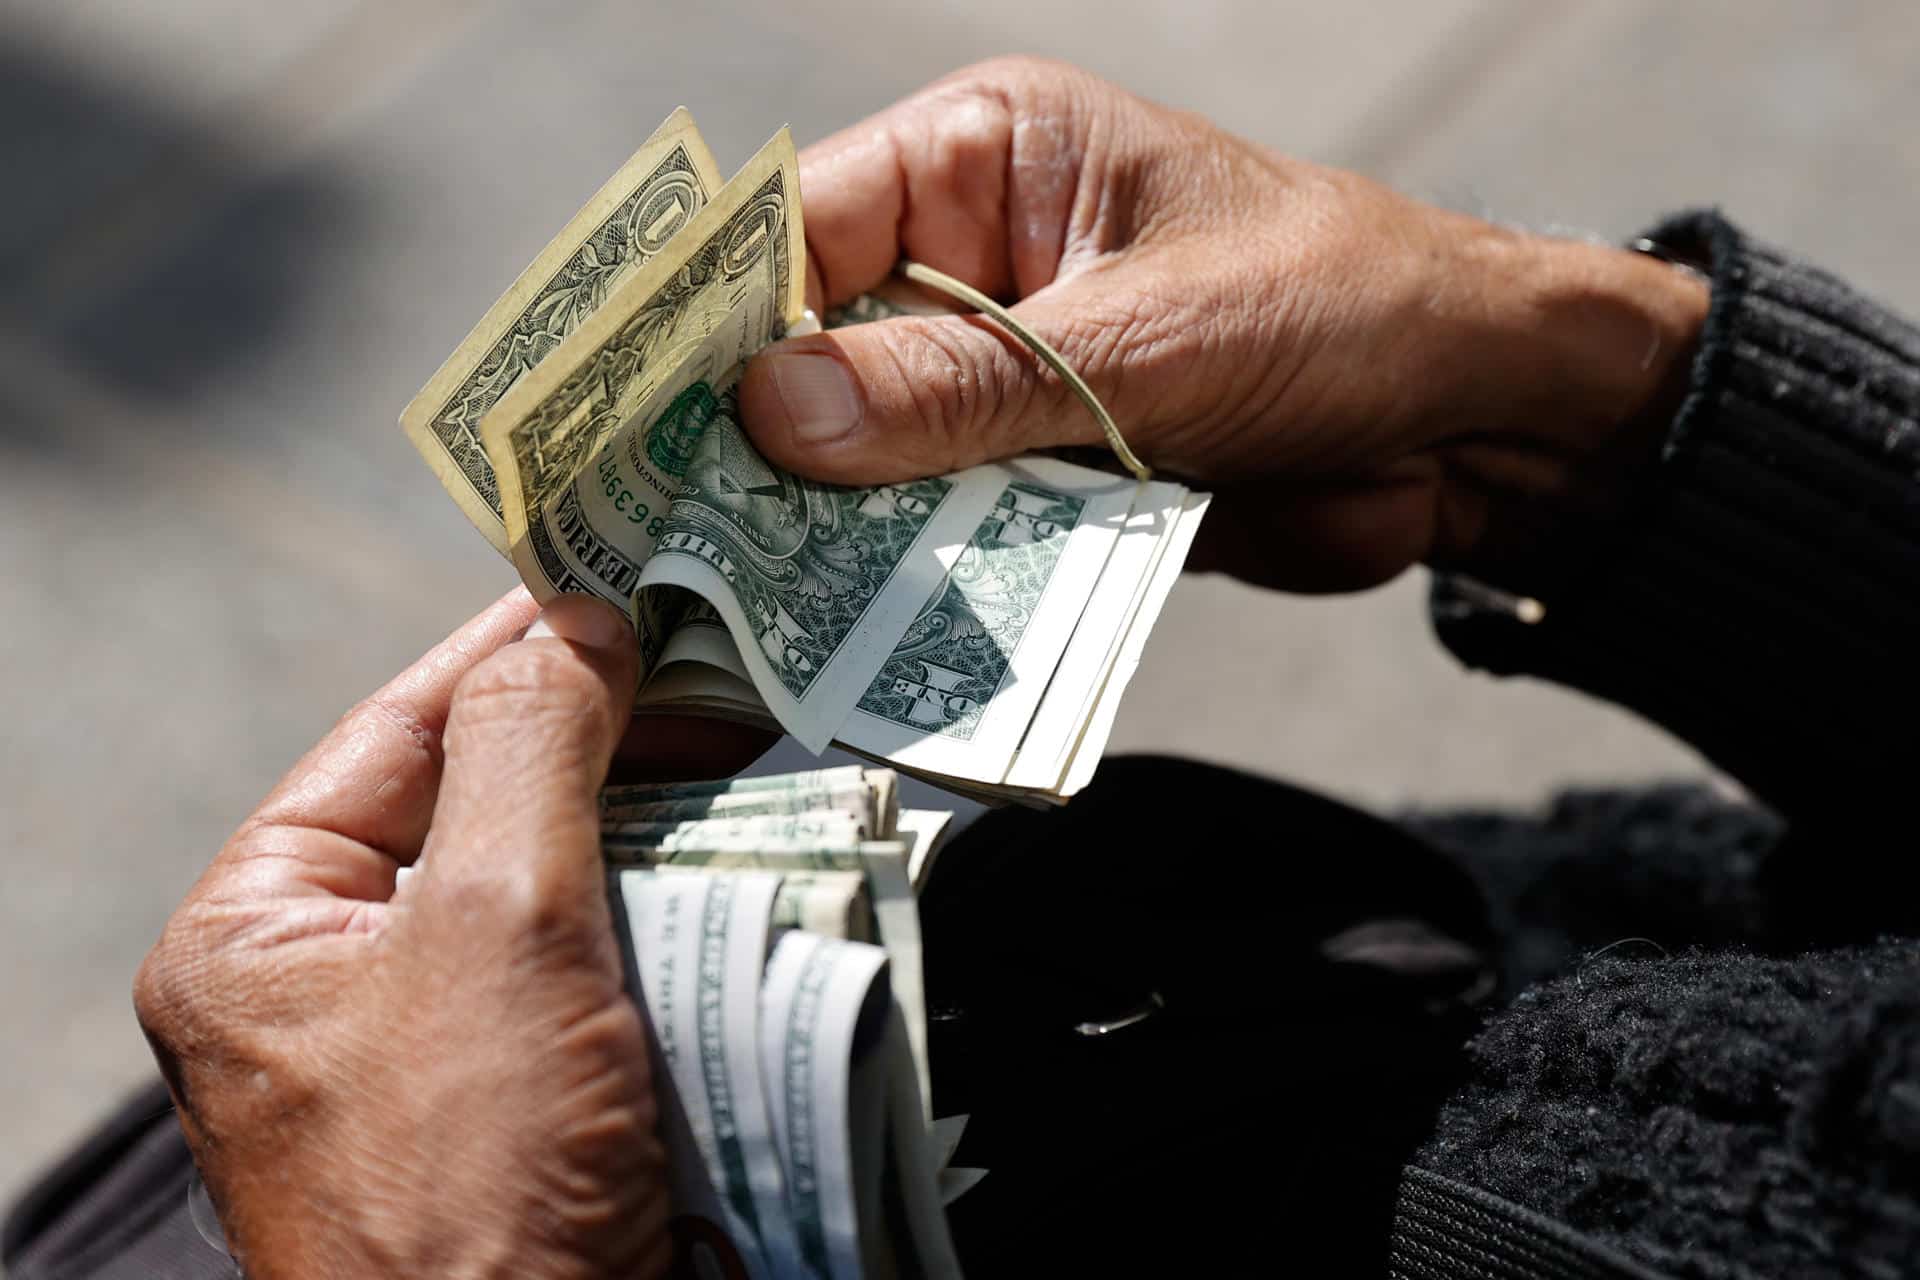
[525,594,631,650]
[767,348,863,444]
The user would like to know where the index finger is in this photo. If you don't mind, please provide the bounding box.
[799,58,1089,309]
[241,588,541,863]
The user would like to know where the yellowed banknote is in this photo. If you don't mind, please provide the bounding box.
[400,108,723,552]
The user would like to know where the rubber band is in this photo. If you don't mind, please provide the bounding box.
[898,260,1153,483]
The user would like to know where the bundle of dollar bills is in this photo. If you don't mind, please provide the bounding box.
[601,766,975,1278]
[401,109,1207,801]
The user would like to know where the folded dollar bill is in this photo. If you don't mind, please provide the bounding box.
[403,109,1206,799]
[606,767,964,1279]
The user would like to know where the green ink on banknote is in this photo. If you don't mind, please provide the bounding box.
[648,380,720,475]
[857,482,1085,738]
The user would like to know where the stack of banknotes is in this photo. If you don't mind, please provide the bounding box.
[401,109,1208,802]
[601,766,975,1279]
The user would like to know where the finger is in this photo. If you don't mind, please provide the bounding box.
[238,588,540,869]
[420,594,640,930]
[740,278,1135,485]
[798,57,1091,307]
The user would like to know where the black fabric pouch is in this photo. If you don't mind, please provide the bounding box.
[923,756,1690,1277]
[922,755,1501,1274]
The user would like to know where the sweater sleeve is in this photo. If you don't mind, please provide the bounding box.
[1431,210,1920,826]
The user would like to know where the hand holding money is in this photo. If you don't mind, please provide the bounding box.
[133,593,966,1280]
[402,87,1209,802]
[737,57,1708,597]
[134,593,676,1280]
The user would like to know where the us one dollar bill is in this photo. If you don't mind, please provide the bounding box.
[403,109,1205,791]
[619,869,792,1278]
[484,131,805,586]
[400,109,724,553]
[759,931,961,1280]
[605,766,963,1279]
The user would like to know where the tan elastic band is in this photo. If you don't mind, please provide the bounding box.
[898,260,1153,483]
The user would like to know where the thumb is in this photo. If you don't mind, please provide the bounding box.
[738,294,1115,485]
[418,594,638,937]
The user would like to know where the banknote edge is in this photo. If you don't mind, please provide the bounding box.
[480,128,802,559]
[399,107,723,553]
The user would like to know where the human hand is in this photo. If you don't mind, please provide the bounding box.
[133,591,726,1279]
[739,57,1709,593]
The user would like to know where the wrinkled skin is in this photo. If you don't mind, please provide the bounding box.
[135,593,687,1280]
[741,56,1707,592]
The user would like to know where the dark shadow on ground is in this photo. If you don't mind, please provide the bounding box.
[0,38,358,411]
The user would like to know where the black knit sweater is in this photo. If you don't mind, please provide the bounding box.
[1414,212,1920,1279]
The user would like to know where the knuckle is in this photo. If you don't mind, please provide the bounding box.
[887,318,1029,464]
[438,860,597,952]
[132,912,224,1053]
[452,644,607,734]
[956,54,1081,100]
[930,58,1101,156]
[342,690,439,771]
[918,76,1013,154]
[872,318,964,461]
[940,57,1098,156]
[906,317,987,415]
[131,943,181,1038]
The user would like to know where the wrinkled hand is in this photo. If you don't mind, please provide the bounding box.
[741,57,1708,592]
[134,591,730,1279]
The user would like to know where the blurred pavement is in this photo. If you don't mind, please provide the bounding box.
[6,0,1918,1202]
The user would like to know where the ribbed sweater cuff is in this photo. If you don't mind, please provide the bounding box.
[1433,211,1920,817]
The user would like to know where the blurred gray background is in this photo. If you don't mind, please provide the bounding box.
[5,0,1917,1202]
